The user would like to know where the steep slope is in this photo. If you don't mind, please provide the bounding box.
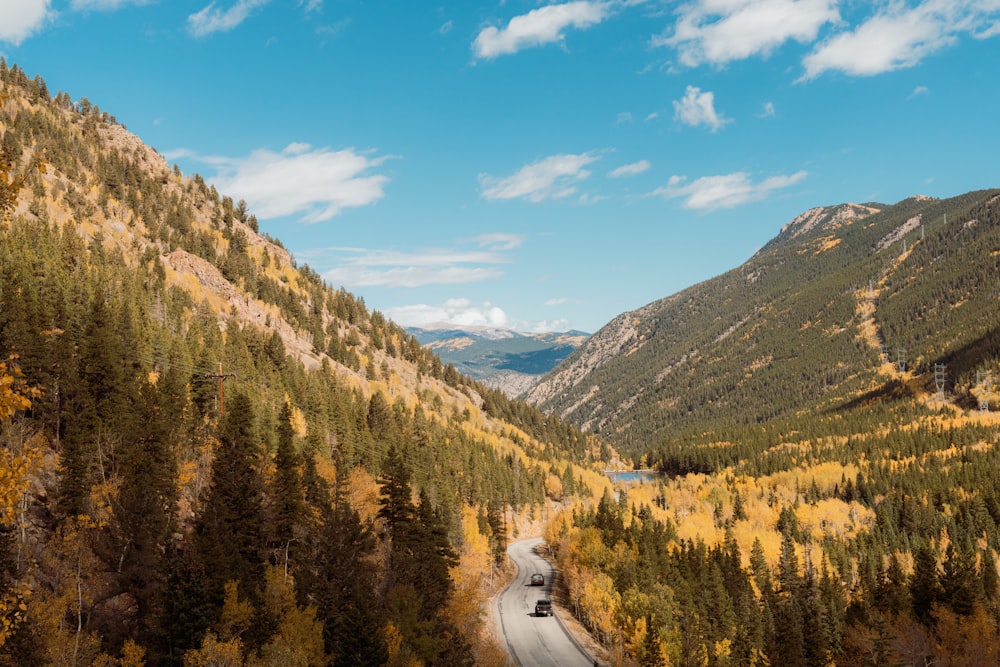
[0,62,613,665]
[528,191,1000,455]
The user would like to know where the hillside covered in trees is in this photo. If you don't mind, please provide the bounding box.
[0,61,612,666]
[526,168,1000,660]
[4,57,1000,667]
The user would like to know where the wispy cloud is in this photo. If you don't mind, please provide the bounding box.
[473,1,610,59]
[188,0,270,37]
[469,232,525,251]
[650,170,807,210]
[609,160,651,178]
[0,0,53,45]
[545,297,568,305]
[673,86,730,132]
[185,142,390,222]
[479,152,600,202]
[800,1,1000,79]
[909,85,930,98]
[759,101,776,117]
[385,299,511,329]
[802,3,955,79]
[659,0,839,67]
[308,234,522,289]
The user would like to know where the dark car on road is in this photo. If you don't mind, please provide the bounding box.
[534,599,553,616]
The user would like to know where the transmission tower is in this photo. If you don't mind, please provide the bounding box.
[933,363,946,400]
[977,370,992,412]
[896,348,907,373]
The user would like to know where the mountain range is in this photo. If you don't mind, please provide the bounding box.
[406,324,589,396]
[3,59,1000,666]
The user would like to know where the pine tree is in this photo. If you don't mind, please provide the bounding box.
[195,391,265,610]
[909,542,940,625]
[112,377,181,654]
[271,401,302,558]
[307,490,387,667]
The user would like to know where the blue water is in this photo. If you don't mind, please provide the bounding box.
[605,470,661,483]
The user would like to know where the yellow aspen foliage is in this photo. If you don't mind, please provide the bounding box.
[29,519,105,666]
[249,567,325,667]
[580,571,619,644]
[0,356,42,650]
[544,473,564,501]
[182,633,245,667]
[0,356,39,422]
[216,581,254,641]
[92,640,147,667]
[347,465,382,524]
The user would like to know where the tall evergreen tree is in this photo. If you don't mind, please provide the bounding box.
[271,400,302,558]
[194,391,265,609]
[910,542,941,625]
[308,490,387,667]
[111,376,182,655]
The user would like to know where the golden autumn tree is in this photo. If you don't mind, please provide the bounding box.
[0,355,41,650]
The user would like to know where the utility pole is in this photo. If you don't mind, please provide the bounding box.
[204,362,237,417]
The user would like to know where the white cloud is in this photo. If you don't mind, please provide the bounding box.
[312,235,519,288]
[673,86,730,132]
[660,0,839,66]
[759,101,776,117]
[469,232,525,251]
[616,111,634,124]
[650,170,807,210]
[385,300,571,333]
[527,318,572,333]
[609,159,651,178]
[194,143,390,222]
[298,0,322,13]
[0,0,53,45]
[909,85,930,98]
[188,0,270,37]
[473,1,610,59]
[801,2,960,79]
[545,297,568,305]
[479,152,600,202]
[385,299,510,328]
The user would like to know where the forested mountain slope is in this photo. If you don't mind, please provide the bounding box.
[0,62,612,666]
[526,189,1000,664]
[529,191,1000,457]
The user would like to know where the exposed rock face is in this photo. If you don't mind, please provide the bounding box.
[524,300,662,409]
[480,370,539,397]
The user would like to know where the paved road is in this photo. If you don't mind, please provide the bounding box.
[493,538,595,667]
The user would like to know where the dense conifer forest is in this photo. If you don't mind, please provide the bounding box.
[0,61,608,666]
[3,59,1000,667]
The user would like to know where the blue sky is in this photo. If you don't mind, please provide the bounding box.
[3,1,999,334]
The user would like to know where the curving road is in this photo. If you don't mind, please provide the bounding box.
[493,537,595,667]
